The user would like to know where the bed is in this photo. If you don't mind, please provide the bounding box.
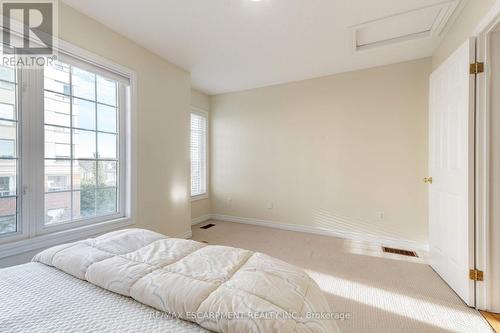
[0,228,339,333]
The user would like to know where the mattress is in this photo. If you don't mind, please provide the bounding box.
[0,262,210,333]
[32,229,337,332]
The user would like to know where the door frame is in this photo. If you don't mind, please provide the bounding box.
[472,0,500,311]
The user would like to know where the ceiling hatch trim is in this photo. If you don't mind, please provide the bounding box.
[352,0,460,52]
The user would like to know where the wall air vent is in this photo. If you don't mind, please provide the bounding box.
[382,247,419,258]
[352,1,460,52]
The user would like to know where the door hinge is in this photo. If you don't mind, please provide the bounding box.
[469,269,484,281]
[470,62,484,74]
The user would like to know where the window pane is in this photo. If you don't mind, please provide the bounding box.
[45,192,71,225]
[97,76,116,106]
[0,196,16,234]
[0,65,15,83]
[44,91,70,127]
[0,103,15,120]
[0,159,16,197]
[0,120,16,158]
[98,161,117,187]
[0,81,16,102]
[45,61,70,95]
[73,98,96,130]
[45,126,70,158]
[0,215,15,234]
[72,67,96,101]
[96,188,116,215]
[97,133,116,159]
[0,140,15,158]
[73,189,95,219]
[45,160,71,192]
[73,160,96,190]
[41,59,124,228]
[0,197,16,216]
[97,104,117,133]
[73,129,96,159]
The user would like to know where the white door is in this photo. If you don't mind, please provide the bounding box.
[428,38,476,306]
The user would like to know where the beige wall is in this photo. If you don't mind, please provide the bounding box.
[433,0,496,69]
[191,89,212,220]
[192,89,211,111]
[211,58,431,248]
[59,4,192,238]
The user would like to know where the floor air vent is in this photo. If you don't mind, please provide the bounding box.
[200,224,215,230]
[382,247,418,257]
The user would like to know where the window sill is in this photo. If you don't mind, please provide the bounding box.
[0,217,134,260]
[191,194,209,202]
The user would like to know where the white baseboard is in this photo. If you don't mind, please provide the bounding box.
[210,213,429,252]
[191,214,212,226]
[175,229,193,239]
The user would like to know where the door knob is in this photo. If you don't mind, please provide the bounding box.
[424,177,433,184]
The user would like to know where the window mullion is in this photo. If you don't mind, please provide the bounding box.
[23,67,45,237]
[118,83,127,217]
[18,67,29,240]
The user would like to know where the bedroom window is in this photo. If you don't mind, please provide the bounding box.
[0,46,135,249]
[44,60,121,226]
[190,110,208,199]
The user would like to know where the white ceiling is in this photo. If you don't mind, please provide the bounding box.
[61,0,463,95]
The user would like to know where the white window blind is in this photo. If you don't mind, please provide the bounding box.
[191,111,207,197]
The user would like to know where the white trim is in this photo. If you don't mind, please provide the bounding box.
[0,218,134,260]
[128,73,138,227]
[351,1,460,52]
[209,214,429,252]
[191,106,209,114]
[175,229,193,239]
[192,214,211,226]
[190,107,209,199]
[191,194,209,202]
[472,0,500,312]
[476,27,491,312]
[56,38,136,82]
[474,0,500,36]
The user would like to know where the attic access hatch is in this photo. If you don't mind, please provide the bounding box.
[353,1,460,52]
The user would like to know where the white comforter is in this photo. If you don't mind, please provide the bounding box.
[33,228,339,333]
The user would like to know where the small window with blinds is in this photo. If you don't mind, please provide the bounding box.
[191,111,208,198]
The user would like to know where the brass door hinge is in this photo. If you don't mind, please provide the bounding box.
[469,269,484,281]
[470,62,484,74]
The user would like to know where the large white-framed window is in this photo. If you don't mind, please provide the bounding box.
[0,41,136,253]
[190,108,208,200]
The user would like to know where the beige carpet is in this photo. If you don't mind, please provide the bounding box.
[191,220,493,333]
